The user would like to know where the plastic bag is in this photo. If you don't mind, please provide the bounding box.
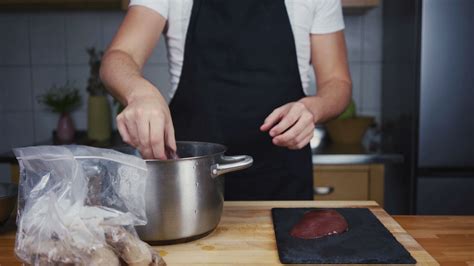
[14,145,166,266]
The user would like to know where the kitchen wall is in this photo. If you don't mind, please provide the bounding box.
[0,5,383,181]
[343,6,383,123]
[0,10,170,150]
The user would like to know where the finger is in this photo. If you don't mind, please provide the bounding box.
[164,122,177,159]
[117,115,133,145]
[165,120,177,151]
[149,115,166,160]
[288,124,315,149]
[260,106,286,131]
[123,112,140,147]
[272,124,304,146]
[273,117,307,146]
[135,115,153,159]
[289,128,315,150]
[269,105,304,137]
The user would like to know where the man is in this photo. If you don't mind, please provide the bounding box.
[100,0,352,200]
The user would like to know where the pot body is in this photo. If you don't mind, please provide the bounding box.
[135,142,252,243]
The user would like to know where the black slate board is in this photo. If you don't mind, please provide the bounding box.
[272,208,416,264]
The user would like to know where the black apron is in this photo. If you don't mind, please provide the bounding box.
[169,0,313,200]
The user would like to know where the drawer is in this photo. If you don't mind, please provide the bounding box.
[313,166,369,201]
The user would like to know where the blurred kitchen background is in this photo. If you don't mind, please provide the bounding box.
[0,0,473,214]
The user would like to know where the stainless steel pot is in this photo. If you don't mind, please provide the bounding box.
[134,141,253,244]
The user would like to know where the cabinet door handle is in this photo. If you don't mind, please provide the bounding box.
[314,186,334,195]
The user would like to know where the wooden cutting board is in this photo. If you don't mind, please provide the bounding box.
[153,201,438,265]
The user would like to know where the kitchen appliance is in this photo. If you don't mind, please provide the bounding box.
[416,0,474,214]
[382,0,474,214]
[0,182,17,224]
[272,208,415,264]
[132,141,253,243]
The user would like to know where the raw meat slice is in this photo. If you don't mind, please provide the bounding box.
[290,209,348,239]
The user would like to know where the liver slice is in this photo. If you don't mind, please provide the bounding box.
[290,209,348,239]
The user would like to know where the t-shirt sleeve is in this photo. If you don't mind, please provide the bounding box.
[311,0,345,34]
[129,0,169,19]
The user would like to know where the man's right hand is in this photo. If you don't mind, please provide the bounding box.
[99,5,173,159]
[116,83,176,160]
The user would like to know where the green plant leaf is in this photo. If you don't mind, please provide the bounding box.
[37,82,82,114]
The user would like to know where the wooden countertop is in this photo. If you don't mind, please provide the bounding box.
[0,201,472,265]
[395,215,474,265]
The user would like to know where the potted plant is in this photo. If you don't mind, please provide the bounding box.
[325,99,374,144]
[86,47,112,142]
[37,82,82,144]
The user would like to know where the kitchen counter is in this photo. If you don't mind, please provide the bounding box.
[0,131,404,166]
[396,215,474,265]
[312,142,404,165]
[2,201,471,265]
[0,131,126,164]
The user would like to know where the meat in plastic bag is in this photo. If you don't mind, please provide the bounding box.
[14,145,166,266]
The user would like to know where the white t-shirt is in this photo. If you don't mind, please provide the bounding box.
[130,0,345,99]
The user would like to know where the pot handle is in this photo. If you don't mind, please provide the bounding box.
[210,155,253,178]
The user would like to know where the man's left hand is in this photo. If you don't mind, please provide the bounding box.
[260,101,315,150]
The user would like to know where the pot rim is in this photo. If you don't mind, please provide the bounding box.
[145,141,228,163]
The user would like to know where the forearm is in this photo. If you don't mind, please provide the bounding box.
[299,78,352,123]
[100,49,162,105]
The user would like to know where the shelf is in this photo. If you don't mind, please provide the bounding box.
[1,0,380,12]
[342,0,381,13]
[0,0,126,9]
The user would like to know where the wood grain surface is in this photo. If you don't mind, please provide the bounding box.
[341,0,380,8]
[3,201,471,265]
[0,0,379,10]
[154,201,437,265]
[395,216,474,266]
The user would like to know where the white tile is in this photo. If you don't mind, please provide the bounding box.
[4,111,35,149]
[0,67,33,112]
[101,11,125,50]
[343,16,363,63]
[32,66,67,111]
[0,14,30,65]
[148,37,168,64]
[362,4,383,62]
[66,12,102,64]
[67,65,91,112]
[361,63,382,110]
[30,13,66,65]
[71,110,87,130]
[142,64,172,102]
[349,63,362,112]
[33,111,57,142]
